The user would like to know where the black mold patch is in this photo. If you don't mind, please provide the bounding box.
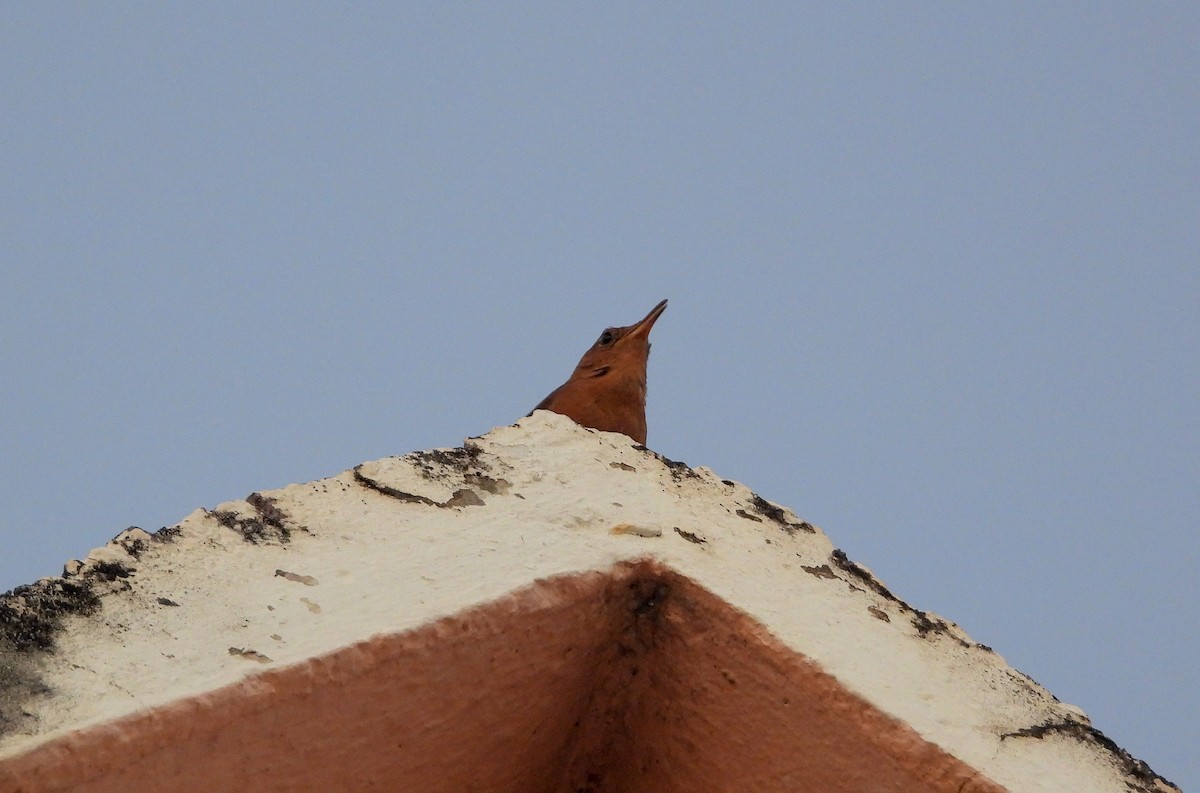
[354,461,493,509]
[831,549,902,604]
[831,549,969,647]
[247,493,289,528]
[1001,720,1177,793]
[353,467,441,506]
[156,597,180,607]
[623,571,675,658]
[113,527,150,558]
[748,494,815,535]
[628,577,670,620]
[89,561,132,582]
[658,455,702,483]
[409,445,483,480]
[735,509,762,522]
[425,445,482,468]
[121,539,148,558]
[802,564,838,580]
[0,579,102,653]
[0,651,50,734]
[154,525,182,541]
[909,610,962,643]
[633,445,702,483]
[672,527,706,545]
[210,492,302,544]
[1005,665,1050,696]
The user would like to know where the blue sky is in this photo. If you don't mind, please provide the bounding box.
[2,5,1196,788]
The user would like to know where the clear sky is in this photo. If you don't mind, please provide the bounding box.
[2,5,1196,788]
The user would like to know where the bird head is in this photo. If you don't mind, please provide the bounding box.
[572,299,668,380]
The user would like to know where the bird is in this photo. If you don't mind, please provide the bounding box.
[531,299,668,445]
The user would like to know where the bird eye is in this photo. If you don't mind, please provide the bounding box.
[599,330,614,345]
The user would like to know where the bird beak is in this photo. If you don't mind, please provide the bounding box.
[626,299,668,340]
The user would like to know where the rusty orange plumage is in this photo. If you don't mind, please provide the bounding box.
[531,299,667,445]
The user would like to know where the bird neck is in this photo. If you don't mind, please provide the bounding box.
[574,364,646,404]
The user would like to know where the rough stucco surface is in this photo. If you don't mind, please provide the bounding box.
[0,412,1179,793]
